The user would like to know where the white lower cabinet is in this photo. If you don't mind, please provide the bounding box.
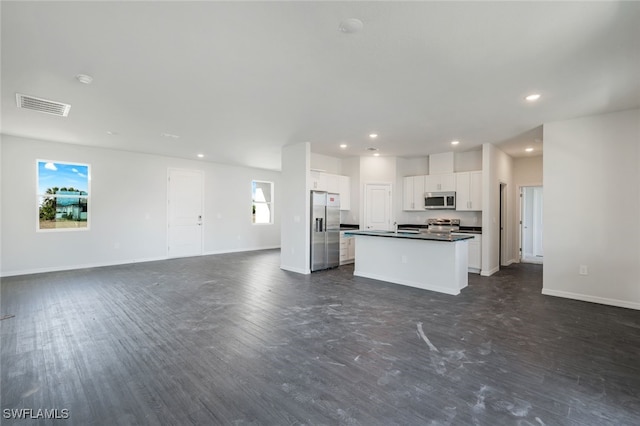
[452,233,482,273]
[340,232,356,265]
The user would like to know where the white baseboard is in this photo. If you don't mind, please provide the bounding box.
[280,265,310,275]
[481,266,499,277]
[1,246,282,278]
[203,245,280,256]
[542,288,640,311]
[0,256,167,278]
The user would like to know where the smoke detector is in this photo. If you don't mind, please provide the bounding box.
[16,93,71,117]
[339,18,364,34]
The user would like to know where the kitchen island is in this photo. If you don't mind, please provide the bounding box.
[344,230,473,295]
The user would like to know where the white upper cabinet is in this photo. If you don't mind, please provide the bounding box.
[310,171,326,191]
[325,173,340,194]
[338,175,351,211]
[310,171,351,210]
[425,173,455,192]
[403,175,426,211]
[455,171,482,211]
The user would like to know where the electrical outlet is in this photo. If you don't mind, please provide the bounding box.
[579,265,588,275]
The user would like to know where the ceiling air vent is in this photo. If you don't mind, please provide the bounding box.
[16,93,71,117]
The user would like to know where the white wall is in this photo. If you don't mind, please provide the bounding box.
[279,143,310,274]
[482,143,516,276]
[513,155,543,186]
[454,150,483,172]
[310,153,341,174]
[0,135,281,276]
[543,109,640,310]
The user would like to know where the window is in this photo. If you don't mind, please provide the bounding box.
[37,160,90,231]
[252,180,273,224]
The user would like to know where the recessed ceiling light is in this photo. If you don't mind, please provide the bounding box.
[76,74,93,85]
[160,133,180,139]
[451,140,460,145]
[369,133,378,139]
[106,131,118,136]
[197,154,204,158]
[373,152,380,157]
[339,18,363,34]
[525,93,541,102]
[340,144,348,149]
[525,147,534,152]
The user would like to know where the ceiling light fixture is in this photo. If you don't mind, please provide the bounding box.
[525,147,534,152]
[339,18,363,34]
[340,144,348,149]
[197,154,204,158]
[106,131,118,136]
[369,133,378,139]
[373,152,380,157]
[525,93,541,102]
[76,74,93,85]
[451,140,460,145]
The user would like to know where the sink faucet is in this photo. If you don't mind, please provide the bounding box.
[394,221,398,233]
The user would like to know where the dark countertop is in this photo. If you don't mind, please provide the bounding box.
[344,230,474,242]
[398,224,482,234]
[340,224,360,230]
[457,226,483,234]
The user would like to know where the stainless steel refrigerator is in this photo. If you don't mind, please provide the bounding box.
[310,191,340,272]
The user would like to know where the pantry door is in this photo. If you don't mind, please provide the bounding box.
[364,183,392,231]
[167,168,204,258]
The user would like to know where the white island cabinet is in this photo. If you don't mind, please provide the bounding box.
[452,232,482,273]
[345,231,471,295]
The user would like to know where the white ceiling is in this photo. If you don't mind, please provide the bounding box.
[2,1,639,171]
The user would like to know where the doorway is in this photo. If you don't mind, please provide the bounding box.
[167,168,204,258]
[499,183,507,268]
[364,183,392,231]
[520,186,543,264]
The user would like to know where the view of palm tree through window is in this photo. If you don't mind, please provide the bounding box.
[37,161,90,230]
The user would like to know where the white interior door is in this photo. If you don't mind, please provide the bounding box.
[532,187,544,258]
[521,186,543,263]
[364,183,392,231]
[168,169,204,258]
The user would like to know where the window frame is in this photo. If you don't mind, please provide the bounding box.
[251,180,274,225]
[36,160,91,232]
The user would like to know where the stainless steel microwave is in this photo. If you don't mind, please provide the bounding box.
[425,191,456,210]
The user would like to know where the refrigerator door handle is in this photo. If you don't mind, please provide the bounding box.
[315,217,323,232]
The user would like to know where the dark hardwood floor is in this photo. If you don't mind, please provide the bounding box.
[2,250,639,425]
